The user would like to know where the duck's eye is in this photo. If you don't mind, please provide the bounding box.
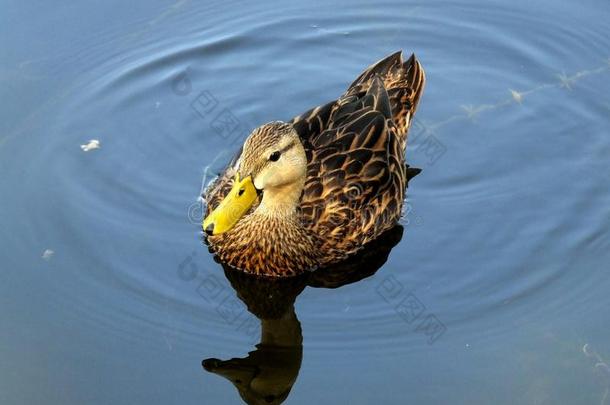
[269,151,281,162]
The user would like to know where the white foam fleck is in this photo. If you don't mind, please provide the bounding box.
[80,139,101,152]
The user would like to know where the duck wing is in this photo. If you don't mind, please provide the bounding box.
[295,52,425,262]
[292,51,425,148]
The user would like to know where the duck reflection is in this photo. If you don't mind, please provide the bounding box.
[202,225,404,405]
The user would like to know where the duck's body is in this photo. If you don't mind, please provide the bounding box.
[203,51,425,276]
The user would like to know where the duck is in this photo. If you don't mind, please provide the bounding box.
[203,51,425,277]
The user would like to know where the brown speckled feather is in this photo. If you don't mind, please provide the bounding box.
[204,51,425,276]
[293,52,425,263]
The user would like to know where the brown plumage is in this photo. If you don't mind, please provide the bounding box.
[204,51,425,276]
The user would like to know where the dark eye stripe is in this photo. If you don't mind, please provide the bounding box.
[280,141,296,153]
[267,141,296,162]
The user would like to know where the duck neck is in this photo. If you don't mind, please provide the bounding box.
[256,178,304,219]
[260,306,302,347]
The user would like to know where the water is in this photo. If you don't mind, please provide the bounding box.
[2,1,610,404]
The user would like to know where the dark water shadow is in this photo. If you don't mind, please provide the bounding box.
[202,225,404,405]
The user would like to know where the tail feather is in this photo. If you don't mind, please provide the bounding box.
[345,51,426,140]
[347,51,404,92]
[403,53,426,119]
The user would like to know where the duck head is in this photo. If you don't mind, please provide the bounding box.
[203,121,306,235]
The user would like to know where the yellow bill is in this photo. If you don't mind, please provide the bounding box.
[203,173,258,235]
